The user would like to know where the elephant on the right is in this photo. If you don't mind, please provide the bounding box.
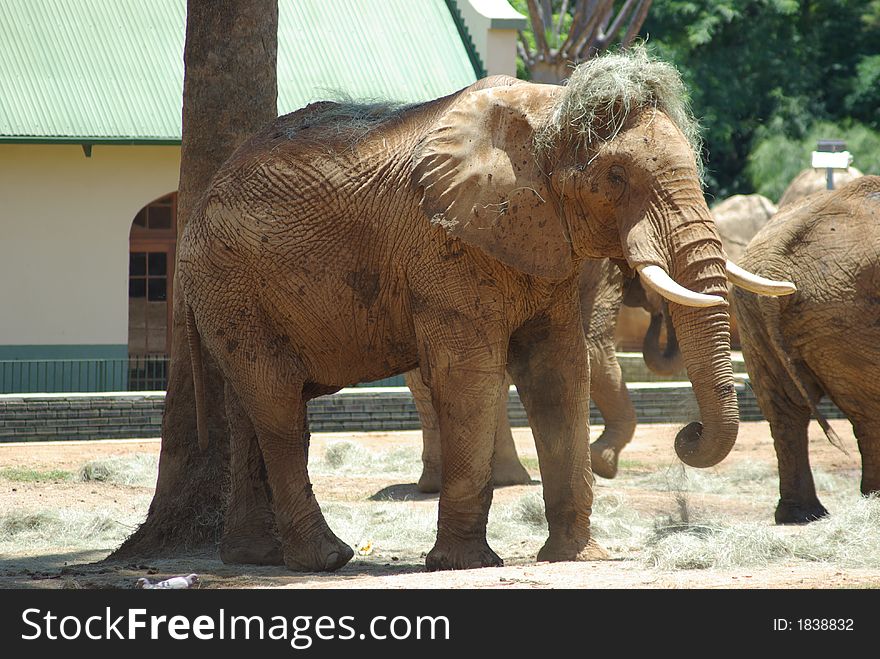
[732,176,880,524]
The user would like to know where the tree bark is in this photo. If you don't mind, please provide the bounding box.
[112,0,278,558]
[522,0,653,85]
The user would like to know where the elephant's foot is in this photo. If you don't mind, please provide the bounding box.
[220,512,284,565]
[775,499,829,525]
[425,538,503,571]
[590,437,622,479]
[221,533,284,566]
[417,467,442,494]
[491,456,532,487]
[537,536,609,562]
[281,528,354,572]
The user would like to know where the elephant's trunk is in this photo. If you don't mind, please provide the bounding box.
[661,206,738,468]
[667,301,738,468]
[642,305,683,376]
[621,179,741,468]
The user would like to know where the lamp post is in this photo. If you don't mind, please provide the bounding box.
[811,139,852,190]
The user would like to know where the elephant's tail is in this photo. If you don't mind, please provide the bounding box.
[760,297,847,455]
[185,301,210,451]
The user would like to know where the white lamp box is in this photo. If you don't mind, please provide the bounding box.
[811,150,853,169]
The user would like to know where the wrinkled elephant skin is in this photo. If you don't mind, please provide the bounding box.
[179,52,741,572]
[733,177,880,524]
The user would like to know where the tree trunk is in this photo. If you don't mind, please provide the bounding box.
[528,59,574,85]
[520,1,653,85]
[112,0,278,558]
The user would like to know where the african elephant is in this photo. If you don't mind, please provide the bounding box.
[408,257,664,492]
[179,48,792,572]
[732,176,880,524]
[778,166,863,209]
[711,194,778,264]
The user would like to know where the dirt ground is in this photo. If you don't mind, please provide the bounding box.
[1,419,878,589]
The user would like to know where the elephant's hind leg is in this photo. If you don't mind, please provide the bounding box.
[588,343,637,479]
[489,378,532,487]
[846,418,880,497]
[229,369,353,572]
[405,369,444,493]
[766,401,828,524]
[220,381,283,565]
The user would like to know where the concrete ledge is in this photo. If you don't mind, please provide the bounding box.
[616,352,748,382]
[0,382,846,442]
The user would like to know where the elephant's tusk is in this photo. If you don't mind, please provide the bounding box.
[725,260,797,296]
[636,264,726,308]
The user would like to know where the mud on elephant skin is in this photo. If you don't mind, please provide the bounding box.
[409,257,670,491]
[733,176,880,525]
[179,48,792,572]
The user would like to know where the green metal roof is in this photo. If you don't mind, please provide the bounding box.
[0,0,479,142]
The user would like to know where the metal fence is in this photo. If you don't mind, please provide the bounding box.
[0,356,168,393]
[0,356,405,394]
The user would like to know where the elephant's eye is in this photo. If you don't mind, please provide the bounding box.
[602,164,628,203]
[608,165,627,186]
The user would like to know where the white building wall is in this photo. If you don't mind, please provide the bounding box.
[459,0,527,78]
[0,144,180,355]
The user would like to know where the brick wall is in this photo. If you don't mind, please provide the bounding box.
[0,393,164,442]
[0,382,845,443]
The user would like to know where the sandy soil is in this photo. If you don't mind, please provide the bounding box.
[0,419,877,589]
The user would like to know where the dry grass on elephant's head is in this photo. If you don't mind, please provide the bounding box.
[535,45,703,179]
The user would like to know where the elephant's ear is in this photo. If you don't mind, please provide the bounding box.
[412,84,573,279]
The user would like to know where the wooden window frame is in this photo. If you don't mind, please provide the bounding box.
[129,193,178,356]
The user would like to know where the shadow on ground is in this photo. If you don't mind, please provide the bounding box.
[368,483,436,501]
[0,549,431,589]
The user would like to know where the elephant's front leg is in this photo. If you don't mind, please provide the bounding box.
[508,299,609,562]
[416,329,508,570]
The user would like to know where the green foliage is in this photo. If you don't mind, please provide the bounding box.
[0,467,72,482]
[509,0,574,50]
[846,54,880,129]
[643,0,880,198]
[748,121,880,201]
[510,1,879,196]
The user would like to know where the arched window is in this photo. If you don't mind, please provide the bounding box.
[128,194,176,372]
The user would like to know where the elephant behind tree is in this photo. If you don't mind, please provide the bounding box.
[711,193,778,263]
[778,166,863,209]
[179,48,791,573]
[710,193,779,348]
[409,258,644,492]
[732,176,880,524]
